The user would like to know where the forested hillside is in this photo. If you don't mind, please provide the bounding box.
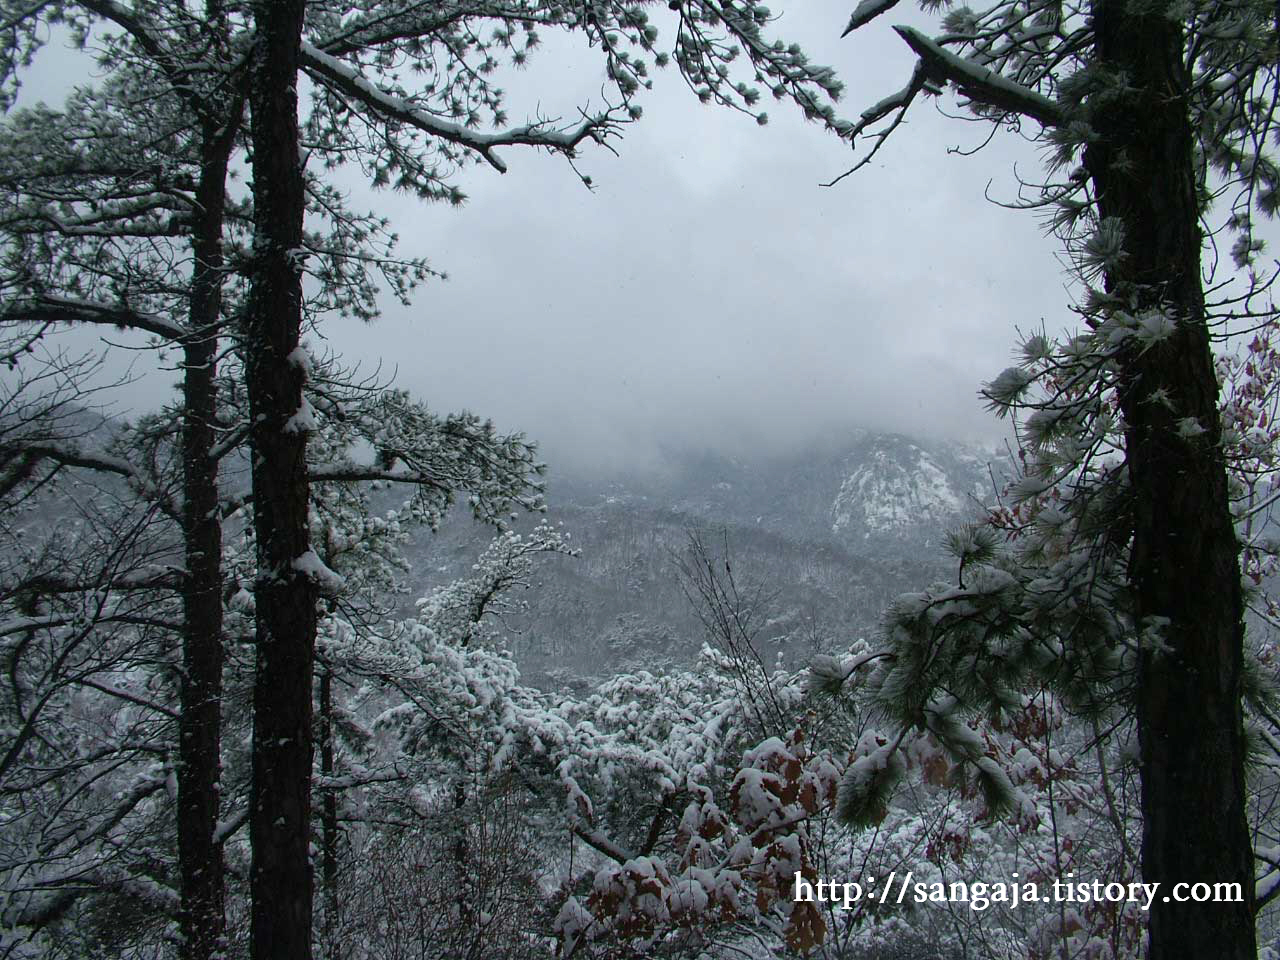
[404,432,999,679]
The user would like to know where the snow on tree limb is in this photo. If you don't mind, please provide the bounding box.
[2,294,187,340]
[572,825,638,865]
[76,0,213,117]
[16,566,188,595]
[11,439,152,491]
[299,42,618,173]
[842,0,902,36]
[824,62,929,184]
[307,464,449,488]
[892,25,1066,129]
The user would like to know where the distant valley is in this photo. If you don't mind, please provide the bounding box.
[402,431,1004,683]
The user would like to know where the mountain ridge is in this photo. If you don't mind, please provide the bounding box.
[406,429,1004,680]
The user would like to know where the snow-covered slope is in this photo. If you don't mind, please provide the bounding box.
[829,435,988,539]
[549,430,998,547]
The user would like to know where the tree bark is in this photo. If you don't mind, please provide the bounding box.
[245,2,316,959]
[177,5,241,946]
[176,118,233,960]
[1084,2,1256,955]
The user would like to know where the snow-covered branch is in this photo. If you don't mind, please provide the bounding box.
[825,61,931,183]
[1,438,174,517]
[843,0,903,36]
[307,463,451,491]
[10,440,146,487]
[76,0,211,117]
[2,294,187,340]
[299,42,617,173]
[15,565,188,595]
[572,824,636,865]
[892,25,1066,128]
[313,767,405,790]
[76,678,181,718]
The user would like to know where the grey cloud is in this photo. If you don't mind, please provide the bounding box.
[18,8,1074,477]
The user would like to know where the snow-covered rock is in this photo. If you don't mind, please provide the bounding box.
[830,436,977,537]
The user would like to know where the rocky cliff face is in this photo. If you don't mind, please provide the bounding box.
[827,434,992,542]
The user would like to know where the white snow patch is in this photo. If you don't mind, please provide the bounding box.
[831,445,961,534]
[283,397,318,434]
[286,345,313,376]
[292,550,346,595]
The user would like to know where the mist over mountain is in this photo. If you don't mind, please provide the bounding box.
[13,407,1003,687]
[401,430,1004,683]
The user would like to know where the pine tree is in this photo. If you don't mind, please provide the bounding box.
[831,1,1280,954]
[0,47,242,960]
[242,3,314,958]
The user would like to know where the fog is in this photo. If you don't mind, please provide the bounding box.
[16,6,1079,476]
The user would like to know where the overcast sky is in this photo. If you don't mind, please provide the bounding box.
[17,6,1078,476]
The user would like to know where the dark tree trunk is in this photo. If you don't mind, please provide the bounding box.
[245,2,316,958]
[1084,2,1256,956]
[176,119,233,960]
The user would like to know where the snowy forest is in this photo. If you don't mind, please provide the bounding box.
[3,1,1280,959]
